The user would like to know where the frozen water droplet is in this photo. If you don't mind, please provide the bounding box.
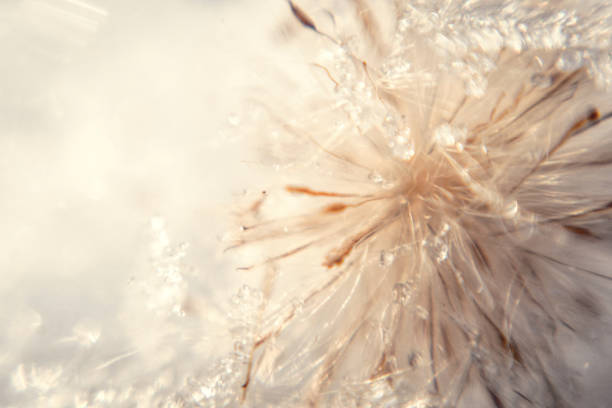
[439,223,450,236]
[503,200,519,218]
[368,171,384,184]
[391,128,415,160]
[383,60,412,80]
[465,74,487,97]
[291,298,305,315]
[232,285,263,311]
[392,143,415,160]
[436,244,448,263]
[200,385,215,399]
[434,124,467,147]
[379,250,395,267]
[72,321,101,347]
[531,73,552,88]
[395,127,411,145]
[381,180,395,190]
[398,18,410,32]
[383,113,397,129]
[557,49,583,71]
[416,305,430,320]
[172,304,186,317]
[366,380,393,402]
[392,282,413,305]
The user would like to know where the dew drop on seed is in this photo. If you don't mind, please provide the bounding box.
[383,113,397,130]
[391,128,415,160]
[200,385,215,399]
[383,60,412,80]
[291,298,305,315]
[465,74,487,97]
[365,379,394,402]
[379,250,395,267]
[334,120,346,131]
[231,285,263,313]
[439,223,450,236]
[415,305,430,320]
[392,143,415,160]
[392,282,413,306]
[368,171,384,184]
[434,124,467,147]
[556,49,583,71]
[503,200,519,218]
[434,124,455,146]
[72,321,101,347]
[436,244,449,263]
[395,128,411,145]
[530,72,552,88]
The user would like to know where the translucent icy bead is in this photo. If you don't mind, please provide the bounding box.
[531,72,552,88]
[503,200,519,219]
[392,282,413,306]
[390,128,415,160]
[556,49,583,71]
[415,305,430,320]
[379,250,395,267]
[434,123,467,147]
[368,171,384,184]
[436,244,449,263]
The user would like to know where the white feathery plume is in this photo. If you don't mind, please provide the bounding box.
[224,1,612,407]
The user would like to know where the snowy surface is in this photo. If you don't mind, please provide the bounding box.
[0,1,279,405]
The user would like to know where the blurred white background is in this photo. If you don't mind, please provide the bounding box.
[0,0,285,405]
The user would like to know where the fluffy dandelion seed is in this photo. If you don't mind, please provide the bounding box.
[226,1,612,407]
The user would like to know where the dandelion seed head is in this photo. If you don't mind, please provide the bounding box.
[224,0,612,406]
